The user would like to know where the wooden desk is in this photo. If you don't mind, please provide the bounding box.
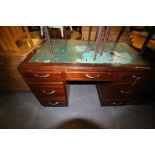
[18,40,155,106]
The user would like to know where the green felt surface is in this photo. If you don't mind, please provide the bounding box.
[29,39,148,64]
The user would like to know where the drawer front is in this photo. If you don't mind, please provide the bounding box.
[101,99,131,106]
[21,71,63,82]
[119,73,155,85]
[32,88,65,99]
[102,98,151,106]
[98,83,145,99]
[65,72,115,81]
[105,84,134,98]
[29,83,65,99]
[39,99,67,107]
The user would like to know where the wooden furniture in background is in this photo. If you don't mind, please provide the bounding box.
[0,51,31,90]
[130,31,155,50]
[81,26,130,42]
[81,26,98,41]
[0,27,42,91]
[0,26,33,52]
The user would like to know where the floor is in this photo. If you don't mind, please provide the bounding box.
[0,84,155,129]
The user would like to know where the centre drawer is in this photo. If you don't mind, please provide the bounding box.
[29,83,65,99]
[65,72,115,81]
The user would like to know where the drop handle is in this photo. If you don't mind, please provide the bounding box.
[48,101,59,105]
[42,90,56,95]
[132,75,144,86]
[33,74,50,78]
[132,75,143,79]
[135,66,151,70]
[120,90,131,94]
[84,74,100,79]
[113,102,122,105]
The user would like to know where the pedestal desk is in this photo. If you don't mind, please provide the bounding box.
[18,40,155,106]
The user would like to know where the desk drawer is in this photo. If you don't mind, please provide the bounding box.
[21,71,63,82]
[98,83,146,99]
[29,83,65,99]
[65,72,114,81]
[119,73,155,85]
[101,99,131,106]
[39,99,67,107]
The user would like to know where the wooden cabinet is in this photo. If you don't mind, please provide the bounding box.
[0,26,43,91]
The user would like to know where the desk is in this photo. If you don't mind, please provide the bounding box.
[18,40,155,106]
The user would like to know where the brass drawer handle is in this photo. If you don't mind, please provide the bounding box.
[48,101,59,106]
[135,66,151,70]
[120,90,131,94]
[84,74,100,79]
[42,90,56,95]
[33,74,50,78]
[132,75,144,86]
[113,102,122,105]
[132,75,144,79]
